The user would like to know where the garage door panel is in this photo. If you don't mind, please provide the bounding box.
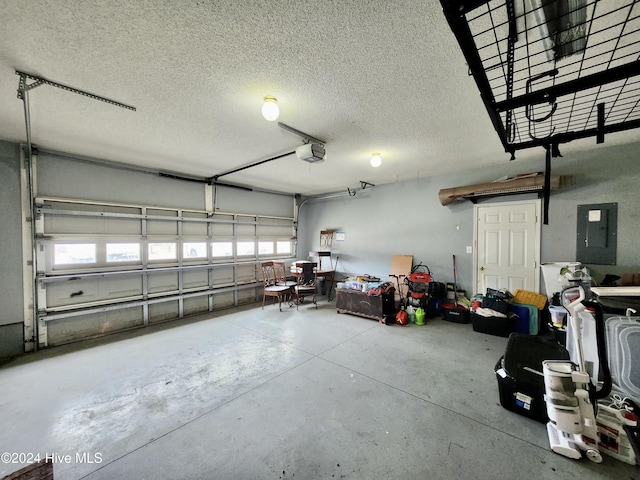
[184,296,209,315]
[237,288,258,304]
[183,212,208,236]
[237,264,257,283]
[212,266,235,285]
[149,301,179,323]
[212,214,234,235]
[147,209,177,235]
[183,270,208,290]
[148,272,178,294]
[43,202,142,235]
[235,224,255,236]
[46,276,143,308]
[147,222,177,235]
[45,215,141,235]
[46,307,143,346]
[258,218,292,236]
[212,291,236,309]
[183,224,207,236]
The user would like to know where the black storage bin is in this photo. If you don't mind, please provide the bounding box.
[481,297,509,314]
[494,333,570,423]
[444,307,470,324]
[471,312,513,337]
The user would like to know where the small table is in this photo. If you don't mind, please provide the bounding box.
[308,252,335,300]
[309,251,333,269]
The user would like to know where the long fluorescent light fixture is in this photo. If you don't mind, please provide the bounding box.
[527,0,588,62]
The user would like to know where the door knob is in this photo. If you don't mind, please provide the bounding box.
[479,266,485,271]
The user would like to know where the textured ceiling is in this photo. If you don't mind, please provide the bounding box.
[1,0,638,196]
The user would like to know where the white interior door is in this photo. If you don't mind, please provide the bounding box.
[474,199,541,295]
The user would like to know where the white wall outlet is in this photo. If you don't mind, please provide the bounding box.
[466,246,473,254]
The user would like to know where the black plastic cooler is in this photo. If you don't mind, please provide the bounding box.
[494,333,570,423]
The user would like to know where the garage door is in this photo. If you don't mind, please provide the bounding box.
[31,152,296,347]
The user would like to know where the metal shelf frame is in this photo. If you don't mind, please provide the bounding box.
[441,0,640,157]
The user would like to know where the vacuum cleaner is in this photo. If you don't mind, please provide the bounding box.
[542,285,612,463]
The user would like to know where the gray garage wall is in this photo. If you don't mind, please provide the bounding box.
[0,141,26,358]
[298,141,640,297]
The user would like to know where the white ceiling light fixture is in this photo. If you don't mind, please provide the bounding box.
[261,96,279,121]
[370,153,382,168]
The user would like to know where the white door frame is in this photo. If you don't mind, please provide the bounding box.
[472,198,541,294]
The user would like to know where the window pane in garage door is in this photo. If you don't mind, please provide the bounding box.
[183,242,207,259]
[54,244,96,265]
[277,241,292,255]
[258,241,274,255]
[106,243,141,262]
[148,243,176,261]
[212,242,233,258]
[237,241,255,256]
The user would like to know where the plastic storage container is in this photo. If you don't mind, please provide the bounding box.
[472,312,512,337]
[549,305,568,328]
[495,333,570,423]
[509,303,532,335]
[513,289,547,310]
[606,316,640,403]
[443,304,470,323]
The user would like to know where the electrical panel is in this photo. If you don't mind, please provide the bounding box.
[576,203,617,265]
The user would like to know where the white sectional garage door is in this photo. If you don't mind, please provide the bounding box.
[32,151,296,347]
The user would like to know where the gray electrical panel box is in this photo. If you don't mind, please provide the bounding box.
[576,203,617,265]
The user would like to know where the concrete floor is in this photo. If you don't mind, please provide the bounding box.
[0,298,637,480]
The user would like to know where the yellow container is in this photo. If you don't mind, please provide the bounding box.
[513,289,547,309]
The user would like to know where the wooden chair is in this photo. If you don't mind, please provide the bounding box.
[273,260,296,304]
[309,230,336,300]
[260,261,293,311]
[294,262,318,309]
[273,261,296,288]
[320,229,335,250]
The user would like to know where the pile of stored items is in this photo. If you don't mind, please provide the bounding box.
[336,274,383,293]
[338,257,639,466]
[489,273,640,466]
[335,275,398,324]
[470,288,546,337]
[390,263,447,326]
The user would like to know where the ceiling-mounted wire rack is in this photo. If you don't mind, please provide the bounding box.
[441,0,640,158]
